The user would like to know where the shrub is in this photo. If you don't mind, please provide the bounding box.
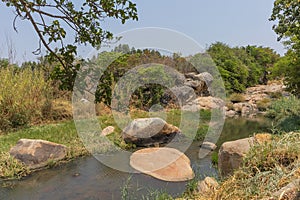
[256,98,271,111]
[0,67,52,132]
[229,93,246,103]
[266,96,300,132]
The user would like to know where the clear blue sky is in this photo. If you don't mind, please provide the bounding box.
[0,0,285,64]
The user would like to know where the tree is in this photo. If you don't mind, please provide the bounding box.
[270,0,300,95]
[2,0,138,90]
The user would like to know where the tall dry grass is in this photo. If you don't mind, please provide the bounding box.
[0,67,52,132]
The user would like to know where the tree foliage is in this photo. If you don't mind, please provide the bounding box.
[270,0,300,95]
[2,0,138,90]
[207,42,279,94]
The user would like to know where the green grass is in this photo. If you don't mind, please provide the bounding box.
[0,121,88,180]
[266,96,300,132]
[0,109,212,180]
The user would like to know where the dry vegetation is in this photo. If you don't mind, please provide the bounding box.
[194,132,300,200]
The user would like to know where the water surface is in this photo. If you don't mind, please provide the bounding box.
[0,117,271,200]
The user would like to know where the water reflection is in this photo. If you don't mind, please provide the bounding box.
[0,117,270,200]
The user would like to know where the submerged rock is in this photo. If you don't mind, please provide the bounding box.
[10,139,67,169]
[130,147,194,182]
[122,118,181,147]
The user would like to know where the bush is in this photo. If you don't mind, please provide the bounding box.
[256,98,271,111]
[229,93,246,103]
[266,96,300,132]
[0,67,52,132]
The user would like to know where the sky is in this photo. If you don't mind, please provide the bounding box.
[0,0,286,64]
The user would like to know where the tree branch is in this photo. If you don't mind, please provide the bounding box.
[18,0,67,70]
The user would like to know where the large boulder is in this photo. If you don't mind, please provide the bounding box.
[130,147,194,182]
[184,72,213,96]
[218,137,254,177]
[10,139,67,169]
[161,86,196,105]
[122,118,181,147]
[218,134,272,177]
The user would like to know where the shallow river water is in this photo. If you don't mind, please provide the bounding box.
[0,117,271,200]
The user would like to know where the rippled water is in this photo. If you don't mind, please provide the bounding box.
[0,117,270,200]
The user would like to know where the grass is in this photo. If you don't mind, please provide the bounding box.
[0,121,87,180]
[194,131,300,200]
[229,93,246,103]
[0,67,52,132]
[266,96,300,132]
[0,109,212,180]
[256,98,271,111]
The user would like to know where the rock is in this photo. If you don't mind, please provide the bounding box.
[170,86,196,105]
[226,110,236,118]
[200,142,217,151]
[101,126,115,136]
[218,137,254,177]
[233,103,257,117]
[10,139,67,169]
[184,79,206,96]
[122,118,181,147]
[182,97,225,111]
[272,179,300,200]
[184,72,213,96]
[130,147,194,182]
[197,177,219,194]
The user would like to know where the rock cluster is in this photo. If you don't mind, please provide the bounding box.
[225,82,287,118]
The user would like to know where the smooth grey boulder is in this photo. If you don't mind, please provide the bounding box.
[122,118,181,147]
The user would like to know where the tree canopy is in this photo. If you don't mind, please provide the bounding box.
[2,0,138,89]
[270,0,300,95]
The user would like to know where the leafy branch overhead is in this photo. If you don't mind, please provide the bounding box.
[270,0,300,95]
[2,0,138,89]
[270,0,300,49]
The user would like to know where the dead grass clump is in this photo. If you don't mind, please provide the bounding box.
[212,132,300,200]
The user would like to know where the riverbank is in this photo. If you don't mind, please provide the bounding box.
[0,109,211,180]
[185,131,300,200]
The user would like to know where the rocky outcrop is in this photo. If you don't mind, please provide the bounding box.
[218,134,272,177]
[10,139,67,169]
[162,86,196,105]
[161,72,214,106]
[197,177,219,194]
[122,118,181,147]
[226,82,287,118]
[184,72,213,96]
[182,96,225,111]
[130,147,194,182]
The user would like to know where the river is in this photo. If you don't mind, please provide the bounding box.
[0,117,271,200]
